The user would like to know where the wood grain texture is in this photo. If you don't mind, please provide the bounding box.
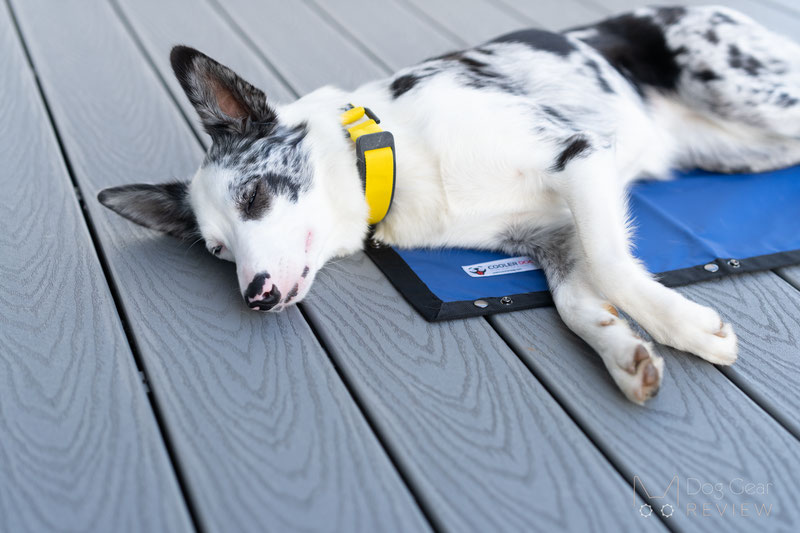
[400,0,529,44]
[111,0,295,144]
[491,300,800,532]
[307,0,456,71]
[486,0,608,30]
[304,253,666,532]
[0,2,192,532]
[9,0,429,531]
[209,0,386,92]
[675,272,800,438]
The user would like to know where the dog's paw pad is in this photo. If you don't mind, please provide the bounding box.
[617,344,663,404]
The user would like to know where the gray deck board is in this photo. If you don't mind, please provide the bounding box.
[210,0,385,92]
[304,254,665,532]
[677,272,800,438]
[484,0,609,30]
[401,0,529,44]
[9,0,429,531]
[0,2,192,532]
[110,0,295,139]
[491,300,800,532]
[4,0,800,531]
[309,0,456,71]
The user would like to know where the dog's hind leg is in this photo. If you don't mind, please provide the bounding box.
[500,220,663,404]
[551,148,738,367]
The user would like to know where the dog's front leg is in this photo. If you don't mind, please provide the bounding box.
[550,148,738,367]
[502,221,663,403]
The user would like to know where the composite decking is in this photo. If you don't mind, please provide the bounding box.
[2,0,800,532]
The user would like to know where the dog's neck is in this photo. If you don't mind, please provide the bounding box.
[277,86,382,258]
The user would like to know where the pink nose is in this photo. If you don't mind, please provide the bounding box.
[244,272,281,311]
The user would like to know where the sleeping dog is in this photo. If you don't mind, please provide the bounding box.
[98,6,800,403]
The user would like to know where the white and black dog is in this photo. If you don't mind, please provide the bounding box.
[98,5,800,403]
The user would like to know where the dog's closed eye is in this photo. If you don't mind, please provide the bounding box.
[240,180,270,220]
[247,187,258,212]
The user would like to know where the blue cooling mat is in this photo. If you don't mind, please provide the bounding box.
[365,166,800,321]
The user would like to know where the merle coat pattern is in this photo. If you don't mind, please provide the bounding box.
[98,6,800,403]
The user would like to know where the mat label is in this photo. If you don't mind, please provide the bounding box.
[461,256,540,277]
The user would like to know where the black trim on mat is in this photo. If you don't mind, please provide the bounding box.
[364,244,800,322]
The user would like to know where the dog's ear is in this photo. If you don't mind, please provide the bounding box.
[97,182,200,241]
[169,45,276,137]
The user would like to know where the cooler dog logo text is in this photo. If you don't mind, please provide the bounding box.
[462,256,539,278]
[633,476,774,520]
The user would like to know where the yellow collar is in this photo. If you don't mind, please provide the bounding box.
[340,104,396,225]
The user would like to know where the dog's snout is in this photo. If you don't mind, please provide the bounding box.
[244,272,282,311]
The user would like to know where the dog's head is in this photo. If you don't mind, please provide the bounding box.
[98,46,367,311]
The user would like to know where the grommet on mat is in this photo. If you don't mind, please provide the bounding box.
[473,299,489,308]
[500,296,513,305]
[728,259,741,268]
[704,262,719,272]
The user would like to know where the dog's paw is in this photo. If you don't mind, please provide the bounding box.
[658,300,738,365]
[608,342,664,405]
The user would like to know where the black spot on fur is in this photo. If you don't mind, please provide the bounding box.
[97,181,199,240]
[284,283,299,303]
[390,74,422,98]
[571,14,683,94]
[584,59,614,93]
[776,93,799,107]
[301,266,310,278]
[210,123,311,206]
[541,105,574,128]
[728,44,763,76]
[654,6,686,25]
[430,50,521,94]
[692,69,721,82]
[704,29,719,44]
[551,135,592,172]
[491,28,576,57]
[710,11,738,25]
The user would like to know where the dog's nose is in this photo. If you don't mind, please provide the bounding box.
[244,272,282,311]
